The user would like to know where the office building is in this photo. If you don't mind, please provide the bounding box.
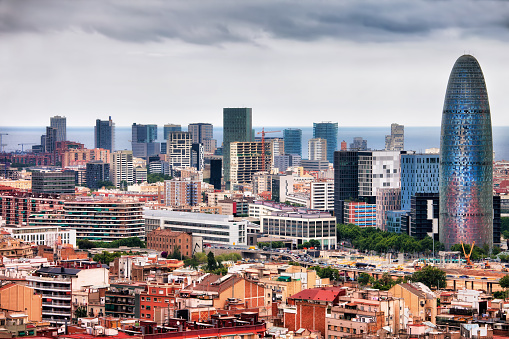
[310,180,334,211]
[163,124,181,140]
[4,225,76,248]
[260,210,336,249]
[400,153,440,211]
[283,128,302,157]
[386,210,410,234]
[63,200,145,242]
[313,122,338,163]
[144,210,249,247]
[301,160,330,171]
[350,137,368,151]
[50,115,66,142]
[134,166,147,183]
[167,131,192,171]
[273,154,301,172]
[343,201,376,227]
[271,174,294,203]
[268,138,285,163]
[191,143,204,171]
[62,148,110,167]
[376,188,401,231]
[203,138,217,154]
[31,170,75,195]
[94,116,115,152]
[340,140,347,151]
[229,141,271,187]
[410,193,439,240]
[86,161,110,189]
[385,123,404,151]
[252,172,272,196]
[209,159,222,190]
[188,123,213,144]
[131,123,159,159]
[111,150,134,188]
[164,180,202,207]
[308,138,327,161]
[223,108,253,189]
[440,55,493,250]
[333,151,360,223]
[44,126,57,153]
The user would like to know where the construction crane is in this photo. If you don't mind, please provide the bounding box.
[0,133,7,153]
[461,241,475,268]
[256,128,281,172]
[18,143,36,152]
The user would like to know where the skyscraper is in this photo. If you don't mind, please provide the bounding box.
[308,138,327,161]
[350,137,368,151]
[439,55,493,250]
[188,123,213,144]
[167,131,192,171]
[223,108,253,189]
[163,124,182,140]
[385,123,404,151]
[111,150,133,188]
[313,122,338,163]
[50,115,67,142]
[95,117,115,152]
[283,128,302,156]
[131,123,159,159]
[400,153,440,211]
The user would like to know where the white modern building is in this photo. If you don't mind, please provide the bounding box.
[310,180,334,211]
[111,150,134,188]
[167,132,192,170]
[3,224,77,247]
[144,209,248,247]
[308,138,327,161]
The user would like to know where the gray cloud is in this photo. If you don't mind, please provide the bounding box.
[1,0,508,45]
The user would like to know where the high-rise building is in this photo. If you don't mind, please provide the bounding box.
[229,141,271,187]
[350,137,368,151]
[223,108,253,189]
[188,123,213,144]
[86,161,110,189]
[164,180,202,207]
[191,143,204,171]
[333,151,360,223]
[163,124,181,140]
[95,117,115,152]
[308,138,327,161]
[310,181,334,211]
[273,154,301,172]
[400,153,440,211]
[340,140,347,151]
[283,129,302,157]
[376,188,401,231]
[50,115,66,142]
[385,123,404,151]
[131,123,159,159]
[313,122,338,163]
[167,131,192,171]
[111,150,134,188]
[44,127,57,153]
[440,55,494,250]
[210,159,222,190]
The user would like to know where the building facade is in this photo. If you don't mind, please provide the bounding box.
[94,117,115,152]
[283,128,302,157]
[308,138,327,161]
[223,108,253,189]
[343,201,376,227]
[146,229,193,258]
[385,123,404,151]
[313,122,338,163]
[440,55,493,249]
[86,161,110,189]
[400,153,440,211]
[31,170,75,195]
[188,123,213,144]
[376,188,401,231]
[50,115,66,142]
[111,150,134,188]
[230,141,271,187]
[167,131,192,171]
[310,180,334,211]
[164,179,202,207]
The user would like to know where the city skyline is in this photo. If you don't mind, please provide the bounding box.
[1,1,509,127]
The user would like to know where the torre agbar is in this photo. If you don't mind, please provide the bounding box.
[439,55,493,250]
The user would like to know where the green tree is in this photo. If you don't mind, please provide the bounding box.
[357,273,371,286]
[207,251,218,270]
[411,266,446,289]
[169,246,182,260]
[499,275,509,289]
[77,239,96,249]
[147,173,172,183]
[75,306,88,319]
[96,180,115,189]
[308,239,321,248]
[93,251,124,264]
[372,272,396,291]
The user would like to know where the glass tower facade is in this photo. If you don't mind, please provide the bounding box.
[439,55,493,250]
[95,116,115,152]
[313,122,338,163]
[283,128,302,157]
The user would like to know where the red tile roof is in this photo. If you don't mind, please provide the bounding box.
[289,287,344,302]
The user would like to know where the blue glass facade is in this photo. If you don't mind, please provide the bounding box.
[283,128,302,157]
[313,122,338,163]
[400,153,440,211]
[439,55,493,249]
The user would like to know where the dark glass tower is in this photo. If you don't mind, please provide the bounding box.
[283,128,302,157]
[95,116,115,152]
[223,108,253,189]
[439,55,493,250]
[313,122,338,163]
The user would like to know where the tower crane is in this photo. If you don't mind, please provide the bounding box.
[461,241,475,268]
[256,128,281,172]
[0,133,8,153]
[18,143,36,152]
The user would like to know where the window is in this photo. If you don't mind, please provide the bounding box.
[328,325,331,330]
[146,306,151,310]
[152,289,156,294]
[146,297,151,301]
[159,290,164,295]
[141,305,145,309]
[141,297,145,301]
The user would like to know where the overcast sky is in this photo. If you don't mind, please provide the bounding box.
[1,0,509,127]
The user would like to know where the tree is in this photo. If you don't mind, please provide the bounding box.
[75,306,87,319]
[372,272,396,291]
[499,275,509,289]
[357,273,371,286]
[77,239,96,249]
[93,251,124,264]
[308,239,321,248]
[207,251,218,270]
[97,180,115,189]
[147,173,172,183]
[169,246,182,260]
[411,266,446,289]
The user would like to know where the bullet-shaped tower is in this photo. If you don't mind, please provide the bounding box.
[439,55,493,250]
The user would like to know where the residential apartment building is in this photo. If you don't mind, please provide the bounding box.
[62,148,110,167]
[105,283,145,319]
[27,266,109,326]
[0,283,42,322]
[50,115,67,142]
[310,180,334,211]
[308,138,327,161]
[164,179,202,207]
[385,123,404,151]
[63,200,145,242]
[140,282,182,323]
[230,141,271,187]
[0,192,64,226]
[85,161,110,189]
[111,150,134,188]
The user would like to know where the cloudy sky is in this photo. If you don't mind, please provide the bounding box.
[1,0,509,127]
